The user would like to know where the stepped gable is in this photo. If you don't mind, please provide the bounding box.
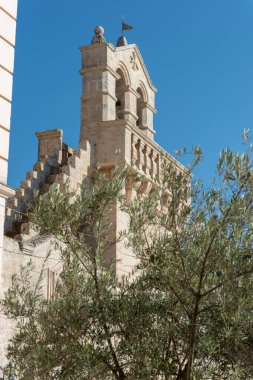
[5,129,93,242]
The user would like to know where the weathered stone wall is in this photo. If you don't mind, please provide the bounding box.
[1,129,92,366]
[79,41,157,145]
[1,29,186,369]
[0,234,63,367]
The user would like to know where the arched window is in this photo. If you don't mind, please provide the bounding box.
[136,87,144,127]
[115,69,127,120]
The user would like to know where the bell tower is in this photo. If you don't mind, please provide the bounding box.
[78,26,184,274]
[79,26,157,148]
[78,26,161,273]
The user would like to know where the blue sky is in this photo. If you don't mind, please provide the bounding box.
[8,0,253,188]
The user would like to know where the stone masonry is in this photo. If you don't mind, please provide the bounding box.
[0,26,185,367]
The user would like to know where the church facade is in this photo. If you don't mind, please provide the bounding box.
[0,26,185,367]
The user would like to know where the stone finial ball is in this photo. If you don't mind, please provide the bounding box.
[94,26,104,35]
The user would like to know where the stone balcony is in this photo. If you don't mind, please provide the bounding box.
[85,119,185,192]
[130,125,185,183]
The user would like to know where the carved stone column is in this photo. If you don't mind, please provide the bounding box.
[123,86,139,125]
[132,134,141,170]
[138,102,156,140]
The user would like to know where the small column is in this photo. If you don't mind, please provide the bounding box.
[138,102,156,140]
[140,140,146,173]
[132,134,140,167]
[123,86,139,125]
[132,135,142,170]
[145,145,153,178]
[154,152,160,182]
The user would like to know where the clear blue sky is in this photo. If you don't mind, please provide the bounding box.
[8,0,253,188]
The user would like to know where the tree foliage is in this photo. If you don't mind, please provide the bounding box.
[2,133,253,379]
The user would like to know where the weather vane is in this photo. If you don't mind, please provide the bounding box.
[116,16,133,47]
[121,16,133,35]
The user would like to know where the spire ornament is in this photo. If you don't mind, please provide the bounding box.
[121,16,133,33]
[91,25,106,44]
[116,17,133,47]
[116,35,128,47]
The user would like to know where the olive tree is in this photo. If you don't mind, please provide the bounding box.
[2,132,253,379]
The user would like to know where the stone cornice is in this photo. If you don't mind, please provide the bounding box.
[79,42,107,52]
[102,91,117,102]
[36,129,62,139]
[116,109,138,122]
[79,42,115,52]
[88,119,132,130]
[80,65,120,80]
[125,85,141,99]
[123,110,138,121]
[81,91,117,102]
[143,101,157,114]
[0,183,15,199]
[125,88,157,113]
[138,125,156,137]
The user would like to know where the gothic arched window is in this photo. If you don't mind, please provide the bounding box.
[115,69,127,120]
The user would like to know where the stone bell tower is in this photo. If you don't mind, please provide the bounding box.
[79,26,157,147]
[0,24,186,366]
[78,26,184,274]
[79,26,159,273]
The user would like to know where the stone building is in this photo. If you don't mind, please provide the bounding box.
[0,0,18,368]
[0,0,18,295]
[0,25,185,366]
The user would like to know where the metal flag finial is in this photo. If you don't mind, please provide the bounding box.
[121,15,133,35]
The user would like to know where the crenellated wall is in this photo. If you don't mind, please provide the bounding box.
[1,130,93,366]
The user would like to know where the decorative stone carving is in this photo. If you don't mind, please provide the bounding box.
[130,52,139,71]
[91,25,106,44]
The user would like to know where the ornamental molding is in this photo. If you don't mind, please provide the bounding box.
[0,183,15,199]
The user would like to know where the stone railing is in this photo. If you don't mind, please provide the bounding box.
[130,127,185,183]
[131,133,160,181]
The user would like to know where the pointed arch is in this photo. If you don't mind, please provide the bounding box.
[136,82,148,127]
[115,63,131,120]
[116,61,131,87]
[136,80,148,103]
[115,68,126,119]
